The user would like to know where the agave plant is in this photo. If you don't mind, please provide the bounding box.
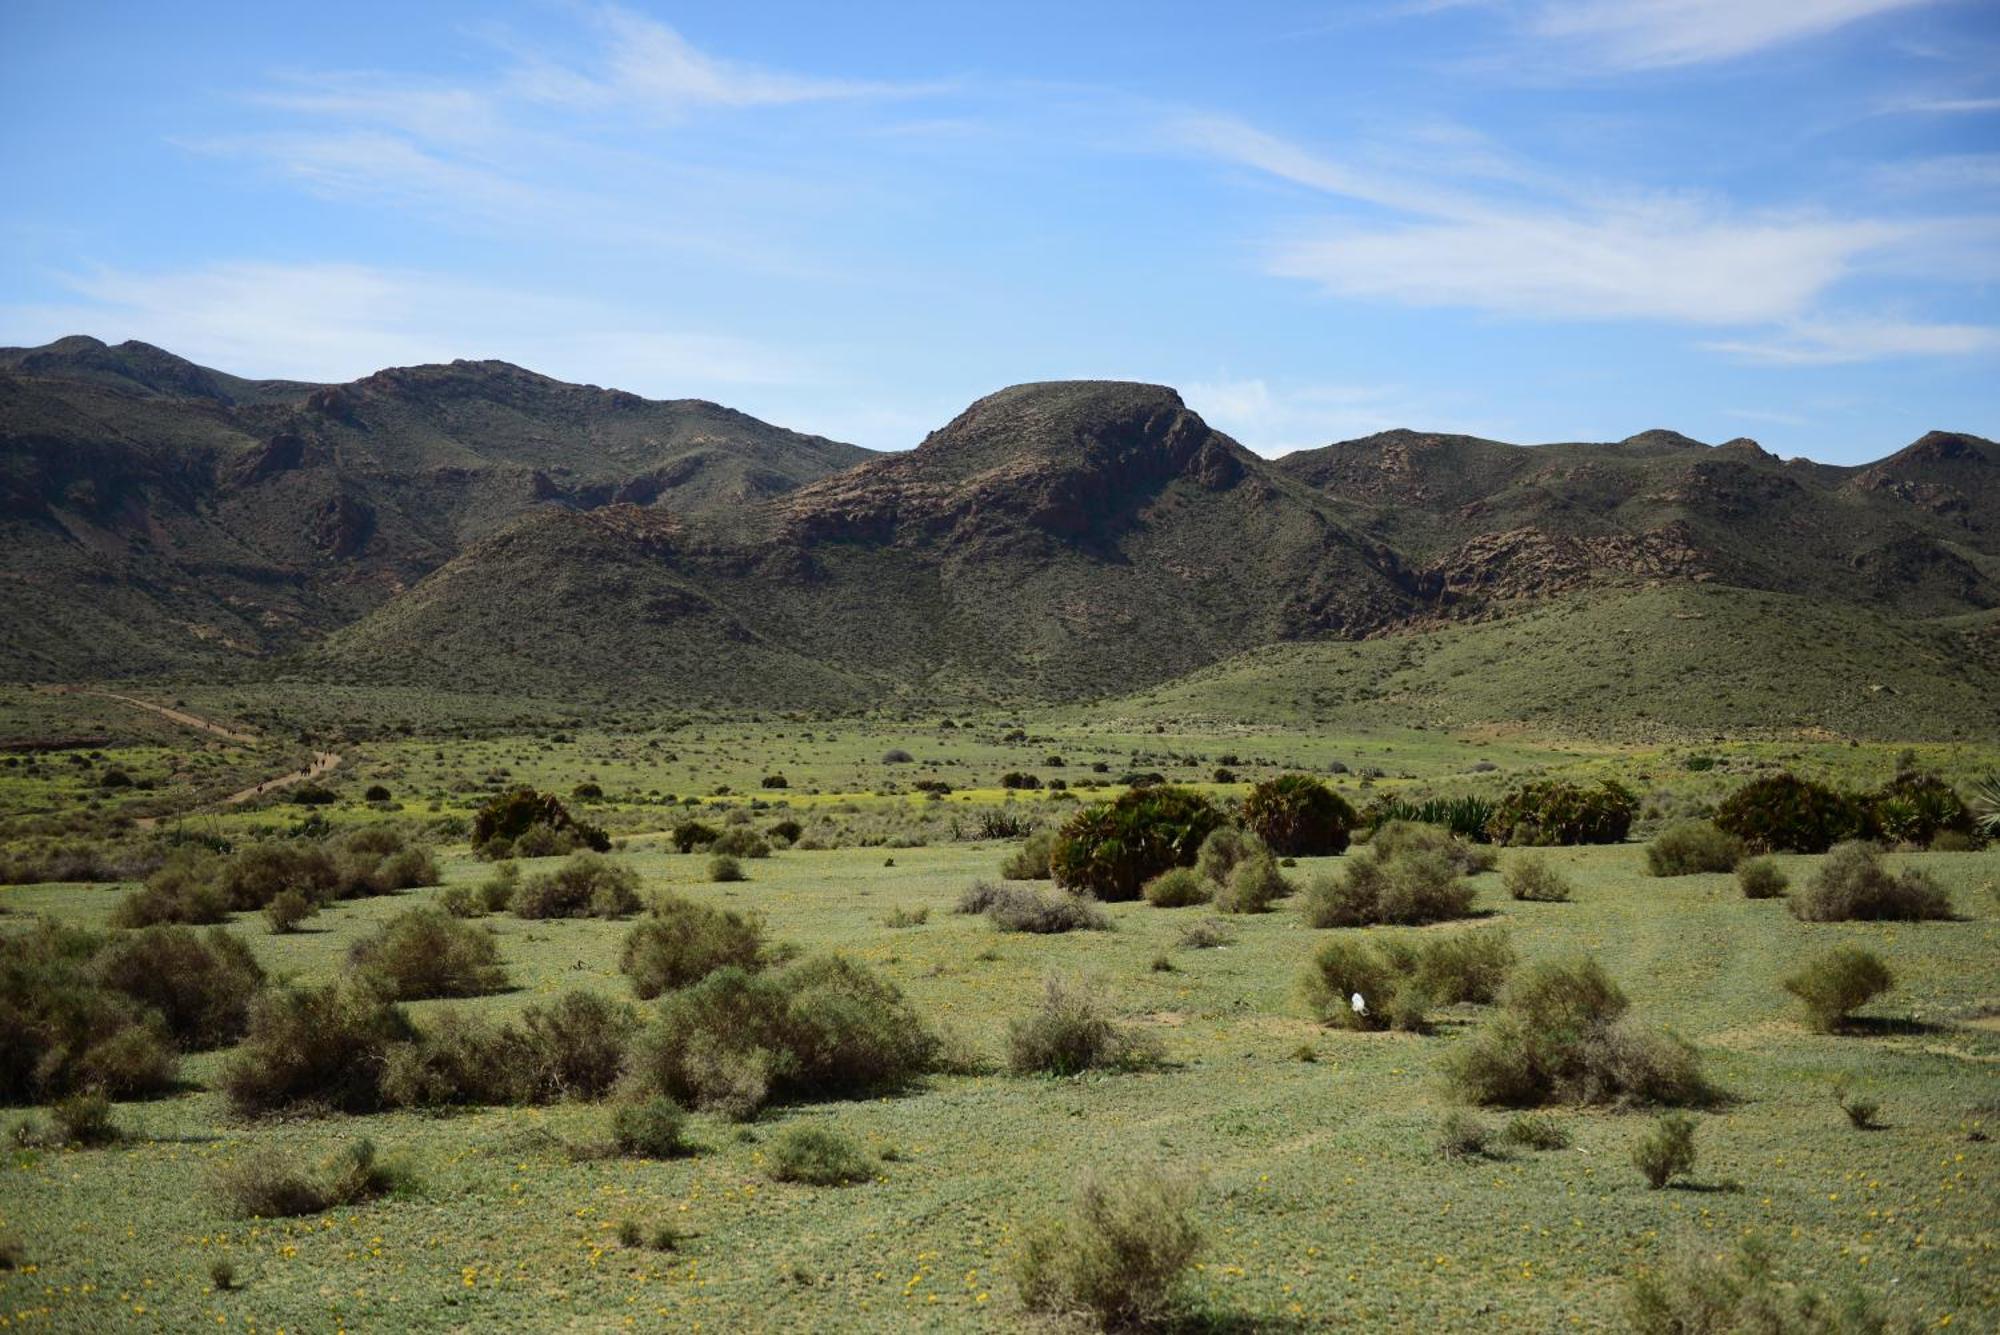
[1972,774,2000,837]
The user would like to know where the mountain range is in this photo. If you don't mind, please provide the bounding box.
[3,335,1995,731]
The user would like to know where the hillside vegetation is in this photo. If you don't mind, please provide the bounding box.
[5,338,1997,714]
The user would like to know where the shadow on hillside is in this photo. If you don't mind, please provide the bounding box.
[1842,1015,1949,1038]
[1171,1312,1325,1333]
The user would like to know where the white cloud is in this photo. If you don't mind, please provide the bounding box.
[1181,376,1478,455]
[1179,115,1901,325]
[0,262,805,392]
[1524,0,1938,70]
[1271,213,1896,324]
[1880,96,2000,114]
[1703,318,2000,364]
[507,4,929,116]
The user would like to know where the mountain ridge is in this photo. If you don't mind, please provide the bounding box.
[3,336,1995,719]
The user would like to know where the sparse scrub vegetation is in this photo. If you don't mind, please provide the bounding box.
[1783,947,1895,1032]
[1736,857,1788,899]
[1444,958,1710,1108]
[1790,842,1950,921]
[1012,1165,1202,1331]
[767,1125,875,1186]
[349,907,508,999]
[1504,855,1573,902]
[1626,1234,1907,1334]
[1007,975,1164,1075]
[621,893,765,998]
[1632,1113,1698,1189]
[1645,820,1744,875]
[513,851,643,919]
[1304,845,1475,927]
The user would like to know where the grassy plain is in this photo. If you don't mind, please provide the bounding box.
[0,685,1996,1330]
[2,833,1997,1330]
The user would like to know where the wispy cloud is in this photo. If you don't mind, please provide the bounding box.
[1181,376,1497,455]
[1704,317,2000,365]
[0,261,806,391]
[1522,0,1939,71]
[1178,114,1901,325]
[507,4,934,115]
[1877,95,2000,114]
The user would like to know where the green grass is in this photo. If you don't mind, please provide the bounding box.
[2,834,1996,1330]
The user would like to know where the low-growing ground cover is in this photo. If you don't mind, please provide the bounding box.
[0,827,1994,1330]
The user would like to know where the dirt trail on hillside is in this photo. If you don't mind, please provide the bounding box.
[80,689,261,744]
[53,688,342,822]
[221,751,342,805]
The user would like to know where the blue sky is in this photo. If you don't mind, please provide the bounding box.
[2,1,1995,461]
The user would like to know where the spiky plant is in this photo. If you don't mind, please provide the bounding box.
[1972,774,2000,837]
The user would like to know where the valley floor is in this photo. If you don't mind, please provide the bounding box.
[2,837,1997,1331]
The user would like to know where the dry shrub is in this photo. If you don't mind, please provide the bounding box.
[1791,842,1951,922]
[223,983,414,1117]
[1504,856,1573,903]
[1737,858,1788,900]
[1645,821,1744,876]
[631,955,940,1119]
[349,907,508,1000]
[1370,820,1496,875]
[767,1124,875,1186]
[0,922,178,1102]
[1007,975,1165,1075]
[1783,946,1895,1032]
[612,1096,692,1158]
[514,851,643,919]
[1632,1113,1697,1189]
[91,926,265,1049]
[1142,867,1211,908]
[1627,1235,1910,1335]
[980,884,1110,934]
[112,855,229,928]
[620,893,765,998]
[1000,831,1055,880]
[1304,848,1475,927]
[1213,851,1288,914]
[213,1139,413,1218]
[1013,1165,1202,1331]
[1444,957,1711,1108]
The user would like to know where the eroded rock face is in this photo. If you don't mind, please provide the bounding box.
[777,381,1254,548]
[1417,525,1712,603]
[310,493,375,559]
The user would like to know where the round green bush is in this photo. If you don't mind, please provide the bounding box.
[1712,773,1866,854]
[1486,781,1636,847]
[1240,775,1356,856]
[1049,787,1224,901]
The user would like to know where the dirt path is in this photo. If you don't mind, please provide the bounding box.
[221,751,342,806]
[82,689,260,744]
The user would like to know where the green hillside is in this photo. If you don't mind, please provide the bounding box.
[1094,583,2000,741]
